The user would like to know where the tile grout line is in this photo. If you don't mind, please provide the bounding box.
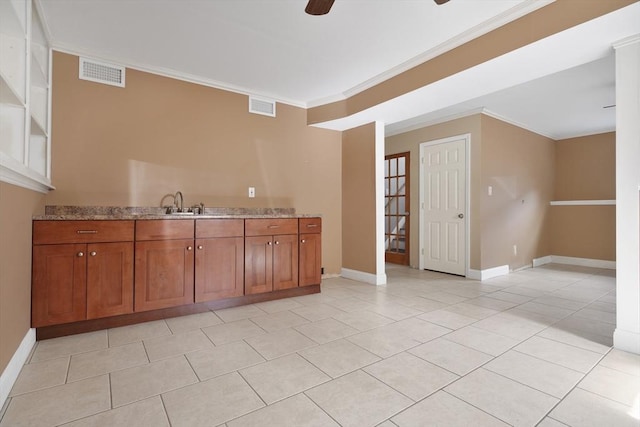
[533,347,613,423]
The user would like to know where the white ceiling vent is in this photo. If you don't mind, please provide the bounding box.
[249,96,276,117]
[79,57,125,87]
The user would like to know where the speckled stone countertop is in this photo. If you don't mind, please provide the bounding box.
[34,206,320,220]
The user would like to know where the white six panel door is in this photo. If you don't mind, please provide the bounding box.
[423,138,466,275]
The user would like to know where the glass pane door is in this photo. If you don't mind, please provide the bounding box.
[385,152,410,265]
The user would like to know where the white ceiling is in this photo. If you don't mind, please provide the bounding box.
[39,0,640,139]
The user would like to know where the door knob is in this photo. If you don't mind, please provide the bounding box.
[458,213,464,219]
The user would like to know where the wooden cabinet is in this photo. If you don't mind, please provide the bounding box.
[32,220,134,327]
[245,219,298,294]
[86,242,133,319]
[134,220,194,312]
[32,215,321,330]
[195,219,244,302]
[299,218,322,286]
[32,244,86,327]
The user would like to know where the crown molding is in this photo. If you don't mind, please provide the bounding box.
[481,109,557,140]
[385,108,485,137]
[50,45,307,109]
[612,33,640,49]
[337,0,556,103]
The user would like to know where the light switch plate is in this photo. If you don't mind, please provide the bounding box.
[248,187,255,198]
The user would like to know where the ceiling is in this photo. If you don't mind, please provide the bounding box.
[39,0,640,140]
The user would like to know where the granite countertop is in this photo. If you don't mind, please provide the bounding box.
[34,206,321,220]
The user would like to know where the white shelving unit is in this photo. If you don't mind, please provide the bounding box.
[0,0,53,192]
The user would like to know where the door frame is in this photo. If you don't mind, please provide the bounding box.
[418,133,471,277]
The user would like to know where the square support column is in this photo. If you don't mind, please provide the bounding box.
[613,35,640,354]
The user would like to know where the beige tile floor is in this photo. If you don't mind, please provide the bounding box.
[2,264,639,426]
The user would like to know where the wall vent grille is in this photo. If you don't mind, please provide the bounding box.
[249,96,276,117]
[79,57,125,87]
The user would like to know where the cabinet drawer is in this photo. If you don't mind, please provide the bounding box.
[299,217,322,234]
[245,218,298,236]
[136,219,194,240]
[33,220,134,244]
[196,219,244,238]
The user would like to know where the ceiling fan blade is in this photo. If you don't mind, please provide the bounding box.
[305,0,335,15]
[434,0,450,4]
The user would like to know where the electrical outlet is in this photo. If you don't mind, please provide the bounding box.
[488,186,493,196]
[513,245,517,255]
[248,187,255,198]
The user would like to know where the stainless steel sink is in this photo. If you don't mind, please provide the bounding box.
[166,211,196,215]
[163,191,204,215]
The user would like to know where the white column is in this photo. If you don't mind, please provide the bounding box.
[613,35,640,354]
[375,121,387,285]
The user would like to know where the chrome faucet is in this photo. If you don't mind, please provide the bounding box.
[174,191,184,213]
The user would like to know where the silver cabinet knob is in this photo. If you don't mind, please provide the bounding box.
[187,246,193,251]
[197,245,203,250]
[77,252,84,257]
[274,241,280,245]
[458,213,464,219]
[90,251,97,256]
[267,241,272,246]
[301,239,306,243]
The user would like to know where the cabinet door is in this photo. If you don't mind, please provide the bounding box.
[245,235,273,295]
[32,244,87,327]
[273,234,299,291]
[195,237,244,302]
[86,242,134,319]
[299,232,321,286]
[135,239,194,312]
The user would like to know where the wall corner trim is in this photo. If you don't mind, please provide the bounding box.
[467,265,509,281]
[614,329,640,355]
[341,268,387,286]
[0,328,36,409]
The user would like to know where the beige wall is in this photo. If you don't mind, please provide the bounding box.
[0,183,45,374]
[551,132,616,260]
[342,123,377,274]
[49,52,343,274]
[480,116,554,270]
[555,132,615,200]
[386,115,482,270]
[550,206,615,261]
[386,114,555,272]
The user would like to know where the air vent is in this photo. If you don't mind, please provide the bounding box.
[249,96,276,117]
[79,57,126,87]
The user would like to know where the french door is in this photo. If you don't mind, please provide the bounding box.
[385,152,410,265]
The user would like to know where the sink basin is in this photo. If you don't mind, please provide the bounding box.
[166,211,196,215]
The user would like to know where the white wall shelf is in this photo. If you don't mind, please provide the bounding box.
[549,200,616,206]
[0,0,53,192]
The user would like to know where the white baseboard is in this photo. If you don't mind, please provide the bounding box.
[614,328,640,355]
[549,255,615,270]
[467,264,509,281]
[533,256,552,267]
[321,273,341,280]
[0,328,36,409]
[341,268,387,285]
